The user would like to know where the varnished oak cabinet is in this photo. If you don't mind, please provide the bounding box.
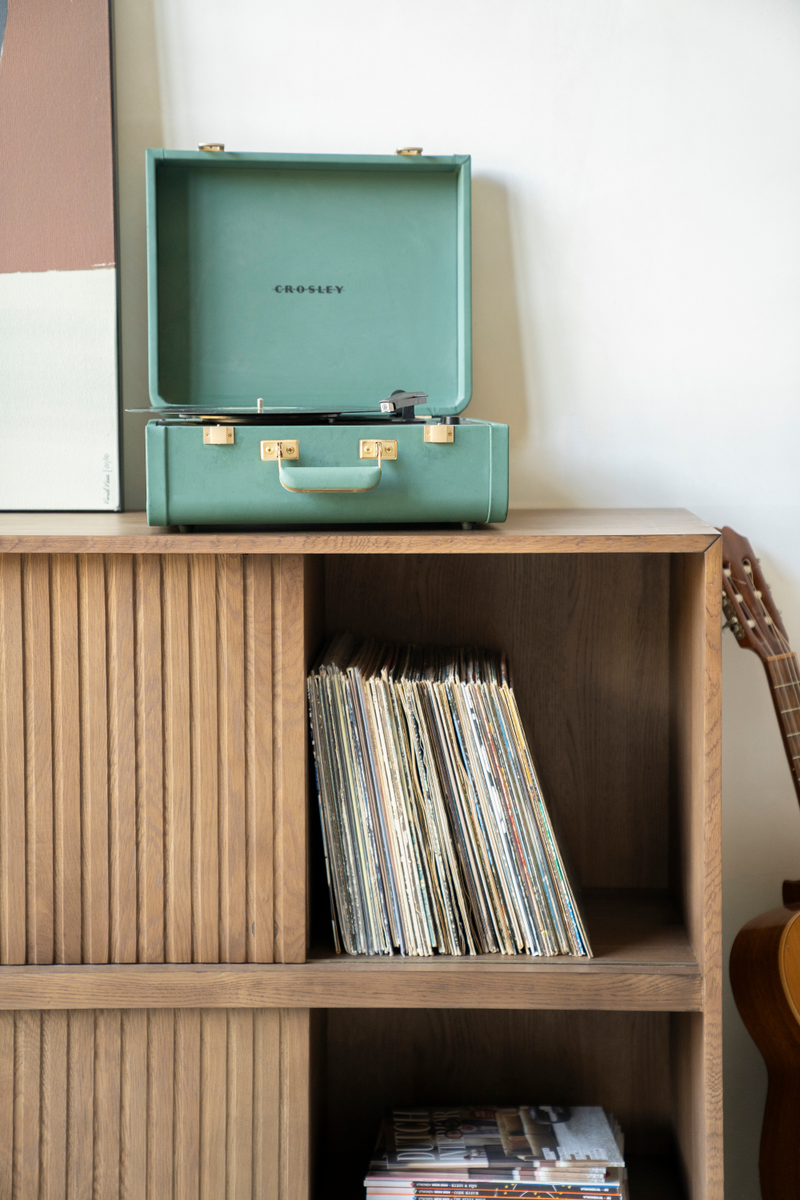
[0,510,721,1200]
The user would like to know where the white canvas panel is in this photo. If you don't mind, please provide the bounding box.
[0,266,118,510]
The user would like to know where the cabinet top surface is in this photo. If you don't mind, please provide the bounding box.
[0,508,718,554]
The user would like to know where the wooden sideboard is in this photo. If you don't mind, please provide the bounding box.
[0,510,721,1200]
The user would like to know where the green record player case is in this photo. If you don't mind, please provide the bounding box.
[144,150,508,526]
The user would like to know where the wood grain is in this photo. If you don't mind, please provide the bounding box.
[51,555,82,965]
[0,508,719,555]
[245,555,274,963]
[173,1008,201,1200]
[24,554,54,963]
[190,556,220,963]
[14,1010,41,1198]
[273,556,310,963]
[228,1010,255,1200]
[324,1008,672,1172]
[40,1010,68,1200]
[669,543,722,1200]
[218,556,246,963]
[94,1009,122,1200]
[108,556,138,964]
[325,553,670,889]
[146,1009,174,1200]
[0,1011,13,1197]
[253,1009,281,1200]
[0,1006,295,1198]
[120,1009,148,1200]
[0,519,722,1200]
[134,557,165,964]
[0,552,287,967]
[0,556,26,964]
[200,1008,227,1196]
[281,1008,310,1200]
[67,1011,95,1198]
[79,555,110,965]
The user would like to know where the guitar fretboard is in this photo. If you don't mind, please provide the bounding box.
[766,651,800,797]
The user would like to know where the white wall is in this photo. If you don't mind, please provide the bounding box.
[113,3,800,1194]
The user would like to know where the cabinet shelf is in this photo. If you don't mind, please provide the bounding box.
[0,892,700,1011]
[0,511,722,1200]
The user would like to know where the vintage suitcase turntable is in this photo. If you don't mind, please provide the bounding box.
[142,148,508,527]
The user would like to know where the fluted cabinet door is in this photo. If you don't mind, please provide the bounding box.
[0,1007,308,1200]
[0,553,312,965]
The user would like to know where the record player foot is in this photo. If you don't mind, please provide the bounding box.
[461,521,474,530]
[178,524,195,534]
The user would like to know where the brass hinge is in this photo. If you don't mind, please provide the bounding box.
[359,439,397,460]
[424,424,454,444]
[261,440,299,461]
[203,426,234,445]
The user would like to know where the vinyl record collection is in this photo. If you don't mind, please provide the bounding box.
[365,1106,627,1200]
[307,635,590,957]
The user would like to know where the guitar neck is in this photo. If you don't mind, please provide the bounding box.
[765,650,800,804]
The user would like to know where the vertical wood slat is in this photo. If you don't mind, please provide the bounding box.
[279,1007,311,1200]
[199,1009,227,1196]
[228,1010,255,1200]
[173,1009,201,1200]
[24,555,54,963]
[0,1011,14,1197]
[94,1010,122,1200]
[13,1010,42,1199]
[0,550,285,966]
[107,558,137,963]
[190,556,220,963]
[120,1010,147,1200]
[51,557,82,965]
[135,558,165,964]
[40,1011,68,1200]
[163,557,192,963]
[146,1010,174,1200]
[79,556,110,965]
[0,556,26,965]
[252,1009,281,1200]
[245,556,274,964]
[218,556,246,963]
[0,1005,300,1200]
[67,1011,95,1199]
[273,556,309,963]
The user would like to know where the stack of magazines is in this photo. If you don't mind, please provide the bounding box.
[365,1106,627,1200]
[307,636,590,957]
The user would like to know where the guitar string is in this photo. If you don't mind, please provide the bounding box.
[743,558,800,777]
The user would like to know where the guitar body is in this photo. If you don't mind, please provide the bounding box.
[731,902,800,1199]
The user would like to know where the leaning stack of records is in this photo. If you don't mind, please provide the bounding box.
[307,636,590,957]
[365,1106,627,1200]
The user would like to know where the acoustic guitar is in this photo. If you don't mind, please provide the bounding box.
[724,527,800,1200]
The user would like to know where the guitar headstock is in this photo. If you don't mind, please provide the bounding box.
[720,526,791,661]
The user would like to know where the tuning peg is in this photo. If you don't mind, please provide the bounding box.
[723,567,732,577]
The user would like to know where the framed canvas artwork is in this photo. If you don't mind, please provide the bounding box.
[0,0,119,510]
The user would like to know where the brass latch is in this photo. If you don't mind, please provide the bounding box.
[396,148,423,156]
[204,426,234,445]
[359,439,397,460]
[261,440,299,461]
[198,143,225,152]
[424,424,454,444]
